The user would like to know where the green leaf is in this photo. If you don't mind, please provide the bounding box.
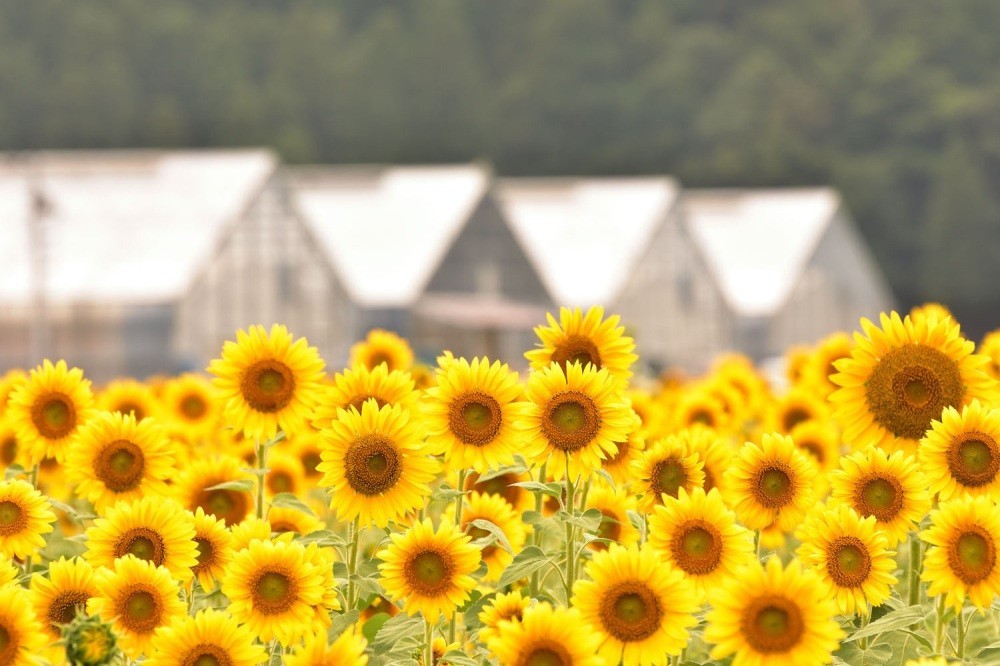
[439,652,479,666]
[497,546,549,588]
[263,431,287,449]
[834,642,892,666]
[468,518,512,554]
[351,574,383,603]
[476,462,529,482]
[844,606,924,642]
[4,464,25,480]
[463,591,493,629]
[295,529,348,549]
[269,492,315,516]
[328,609,360,641]
[205,479,254,493]
[562,508,603,532]
[432,484,466,502]
[626,510,646,542]
[361,612,390,643]
[520,510,544,526]
[373,614,424,651]
[510,481,564,500]
[595,468,615,489]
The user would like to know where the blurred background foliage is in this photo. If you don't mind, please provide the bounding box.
[2,0,999,335]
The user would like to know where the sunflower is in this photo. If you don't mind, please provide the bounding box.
[796,504,897,616]
[980,329,1000,382]
[267,505,324,536]
[222,538,327,645]
[919,400,1000,502]
[0,583,48,666]
[63,614,119,666]
[723,433,817,531]
[572,543,697,665]
[587,482,640,551]
[312,363,417,431]
[484,603,603,666]
[628,388,666,440]
[518,361,636,478]
[29,556,98,660]
[146,608,266,666]
[767,388,829,434]
[785,344,813,386]
[189,507,234,592]
[704,557,843,666]
[159,374,220,440]
[350,329,414,372]
[682,425,732,495]
[96,379,157,423]
[0,479,55,560]
[631,432,706,514]
[477,591,532,646]
[647,487,754,600]
[789,421,841,475]
[463,469,532,513]
[602,427,646,485]
[0,555,17,586]
[828,447,931,547]
[377,518,480,623]
[0,422,23,471]
[208,324,326,440]
[830,312,998,455]
[6,359,95,464]
[286,627,369,666]
[0,370,27,418]
[173,455,255,527]
[713,354,771,422]
[910,302,956,328]
[87,555,187,659]
[921,494,1000,609]
[423,357,528,473]
[303,542,341,631]
[84,496,199,581]
[525,306,638,380]
[292,429,325,483]
[318,401,438,527]
[66,411,176,511]
[670,389,729,433]
[802,332,854,398]
[444,491,526,581]
[264,448,306,498]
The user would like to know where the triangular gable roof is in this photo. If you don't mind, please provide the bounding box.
[289,165,490,308]
[683,188,840,317]
[0,149,277,305]
[497,177,679,306]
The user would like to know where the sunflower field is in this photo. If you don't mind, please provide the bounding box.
[2,305,1000,666]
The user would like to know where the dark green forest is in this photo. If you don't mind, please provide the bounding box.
[3,1,999,335]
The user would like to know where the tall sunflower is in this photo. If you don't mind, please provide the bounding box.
[921,495,1000,609]
[377,518,481,622]
[572,544,698,665]
[146,608,266,666]
[525,306,638,380]
[631,432,706,514]
[830,312,998,454]
[647,487,753,600]
[484,603,603,666]
[423,356,528,473]
[446,490,526,581]
[84,496,199,581]
[96,379,157,423]
[189,507,234,592]
[350,329,414,372]
[221,538,327,645]
[477,591,532,647]
[312,363,417,431]
[208,324,326,440]
[828,447,931,547]
[919,400,1000,501]
[517,361,637,478]
[0,583,48,666]
[29,556,98,661]
[7,359,95,464]
[173,455,255,527]
[66,411,176,511]
[704,557,843,666]
[796,504,897,616]
[723,433,817,531]
[318,401,439,528]
[86,555,187,659]
[0,478,55,560]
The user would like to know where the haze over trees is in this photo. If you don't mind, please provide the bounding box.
[2,0,999,335]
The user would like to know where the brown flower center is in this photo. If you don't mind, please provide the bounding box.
[0,437,17,466]
[115,402,145,422]
[113,527,166,566]
[594,511,622,549]
[195,485,251,527]
[344,435,402,496]
[0,501,26,536]
[866,344,964,440]
[542,392,600,452]
[183,644,233,666]
[782,407,811,433]
[651,456,688,501]
[95,440,145,492]
[31,392,76,439]
[119,587,162,633]
[194,537,216,572]
[180,393,208,420]
[266,470,295,495]
[741,595,804,653]
[521,643,572,666]
[550,336,602,372]
[826,536,872,587]
[467,471,525,508]
[671,520,723,575]
[751,465,794,508]
[240,360,295,413]
[948,526,996,584]
[598,581,662,642]
[253,571,298,614]
[947,431,1000,488]
[449,392,503,446]
[405,550,454,596]
[47,590,90,630]
[466,524,498,559]
[347,394,387,413]
[855,475,903,522]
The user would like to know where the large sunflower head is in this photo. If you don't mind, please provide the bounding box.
[586,482,640,552]
[286,627,369,666]
[445,490,526,581]
[723,433,818,531]
[477,591,532,647]
[647,487,754,600]
[146,608,266,666]
[920,494,1000,609]
[518,361,637,478]
[571,543,698,664]
[704,557,843,665]
[84,496,199,582]
[7,360,95,464]
[159,373,221,440]
[0,478,55,560]
[312,363,417,432]
[525,306,638,380]
[174,455,255,527]
[376,518,481,623]
[317,400,439,528]
[0,583,48,666]
[350,329,414,373]
[66,411,176,511]
[828,447,931,547]
[919,399,1000,502]
[221,538,327,645]
[96,379,157,423]
[189,506,235,592]
[631,431,706,514]
[796,504,897,616]
[86,554,187,659]
[208,324,326,440]
[484,602,604,666]
[29,556,98,659]
[831,312,999,454]
[423,356,527,473]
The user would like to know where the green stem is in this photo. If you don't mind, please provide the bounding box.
[455,469,468,528]
[934,596,947,654]
[529,462,546,598]
[753,529,761,559]
[255,440,267,520]
[956,604,966,659]
[424,616,434,666]
[564,456,576,601]
[908,536,922,630]
[28,463,39,488]
[347,516,361,610]
[448,614,456,644]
